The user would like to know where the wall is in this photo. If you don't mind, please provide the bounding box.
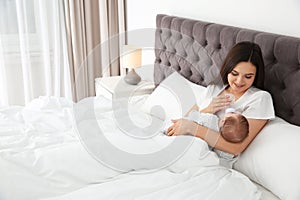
[168,0,300,38]
[126,0,171,81]
[126,0,300,80]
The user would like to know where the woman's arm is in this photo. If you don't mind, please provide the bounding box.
[167,118,268,155]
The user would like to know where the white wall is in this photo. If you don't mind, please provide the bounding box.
[126,0,300,80]
[126,0,171,81]
[168,0,300,38]
[127,0,300,37]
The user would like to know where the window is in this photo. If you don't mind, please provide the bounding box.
[0,0,36,34]
[0,0,39,53]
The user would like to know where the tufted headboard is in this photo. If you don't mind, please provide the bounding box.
[154,14,300,126]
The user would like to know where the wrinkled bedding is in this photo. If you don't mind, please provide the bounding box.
[0,96,261,200]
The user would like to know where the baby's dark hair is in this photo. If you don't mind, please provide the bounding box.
[220,114,249,143]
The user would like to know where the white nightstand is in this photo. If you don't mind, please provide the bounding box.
[95,76,155,100]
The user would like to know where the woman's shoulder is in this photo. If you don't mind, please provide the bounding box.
[240,87,275,119]
[243,87,274,107]
[247,87,272,98]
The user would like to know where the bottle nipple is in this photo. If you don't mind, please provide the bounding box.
[225,107,236,113]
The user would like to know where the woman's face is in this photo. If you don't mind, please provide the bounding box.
[227,61,257,94]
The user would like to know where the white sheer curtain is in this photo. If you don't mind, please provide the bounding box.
[0,0,72,106]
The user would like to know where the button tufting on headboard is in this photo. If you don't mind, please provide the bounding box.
[154,14,300,126]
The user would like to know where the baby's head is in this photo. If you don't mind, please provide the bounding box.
[219,109,249,143]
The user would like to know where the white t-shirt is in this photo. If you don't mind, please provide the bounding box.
[197,84,275,120]
[195,84,275,168]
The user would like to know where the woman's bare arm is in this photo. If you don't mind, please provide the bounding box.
[167,118,268,155]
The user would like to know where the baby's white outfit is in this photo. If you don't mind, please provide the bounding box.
[187,110,237,168]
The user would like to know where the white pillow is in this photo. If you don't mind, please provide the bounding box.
[234,117,300,200]
[142,71,206,120]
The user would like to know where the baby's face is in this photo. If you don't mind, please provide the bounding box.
[219,112,240,127]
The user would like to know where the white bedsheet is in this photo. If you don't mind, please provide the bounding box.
[0,96,261,200]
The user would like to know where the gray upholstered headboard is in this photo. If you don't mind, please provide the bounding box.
[154,14,300,126]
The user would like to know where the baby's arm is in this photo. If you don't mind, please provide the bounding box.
[187,110,219,132]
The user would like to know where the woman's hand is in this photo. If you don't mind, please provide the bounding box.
[201,95,231,114]
[166,119,198,136]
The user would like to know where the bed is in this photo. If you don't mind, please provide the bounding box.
[153,14,300,200]
[0,14,300,200]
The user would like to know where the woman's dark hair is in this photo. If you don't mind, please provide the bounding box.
[219,41,265,89]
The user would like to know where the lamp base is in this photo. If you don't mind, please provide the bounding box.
[124,69,141,85]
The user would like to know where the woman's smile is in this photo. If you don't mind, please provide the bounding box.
[227,61,256,95]
[233,82,245,88]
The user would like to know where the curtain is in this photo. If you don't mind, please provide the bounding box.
[0,0,72,106]
[0,0,126,106]
[64,0,126,102]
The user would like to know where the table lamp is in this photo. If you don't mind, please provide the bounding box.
[122,45,142,85]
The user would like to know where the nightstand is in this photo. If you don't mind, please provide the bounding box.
[95,76,155,100]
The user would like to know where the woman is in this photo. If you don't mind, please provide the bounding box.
[167,41,275,156]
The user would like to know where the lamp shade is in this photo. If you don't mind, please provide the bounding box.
[122,45,142,69]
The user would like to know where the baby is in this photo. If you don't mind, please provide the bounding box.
[187,108,249,168]
[188,108,249,143]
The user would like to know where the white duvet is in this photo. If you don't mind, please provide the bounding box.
[0,96,261,200]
